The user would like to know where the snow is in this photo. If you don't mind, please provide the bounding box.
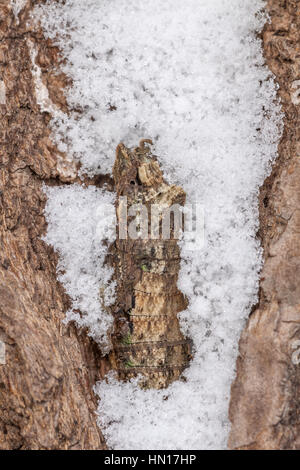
[35,0,283,450]
[0,81,6,105]
[0,341,5,365]
[28,41,77,179]
[10,0,27,24]
[43,184,115,351]
[28,40,60,115]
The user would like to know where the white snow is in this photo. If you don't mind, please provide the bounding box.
[36,0,282,450]
[28,39,59,115]
[0,341,5,365]
[10,0,27,24]
[0,81,6,105]
[28,41,78,179]
[43,184,115,351]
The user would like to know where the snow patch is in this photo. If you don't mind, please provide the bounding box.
[28,40,58,115]
[28,40,77,179]
[43,184,115,352]
[0,81,6,105]
[10,0,27,24]
[0,341,5,365]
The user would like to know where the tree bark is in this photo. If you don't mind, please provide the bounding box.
[229,0,300,450]
[0,1,109,450]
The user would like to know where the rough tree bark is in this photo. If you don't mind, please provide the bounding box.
[229,0,300,450]
[0,1,109,450]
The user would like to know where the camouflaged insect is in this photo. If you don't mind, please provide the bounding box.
[108,140,192,389]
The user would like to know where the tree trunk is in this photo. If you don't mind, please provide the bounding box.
[0,0,109,450]
[229,0,300,450]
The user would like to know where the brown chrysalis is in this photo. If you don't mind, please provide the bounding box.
[108,140,192,389]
